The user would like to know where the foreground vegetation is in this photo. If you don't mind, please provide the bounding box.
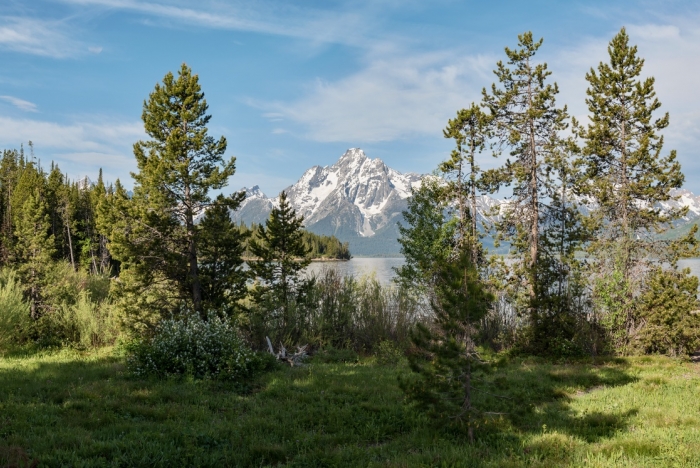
[1,348,699,467]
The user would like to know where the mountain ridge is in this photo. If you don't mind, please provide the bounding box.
[231,149,700,256]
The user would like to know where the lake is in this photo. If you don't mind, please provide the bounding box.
[305,258,405,284]
[305,257,700,286]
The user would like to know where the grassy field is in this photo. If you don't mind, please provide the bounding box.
[1,348,699,467]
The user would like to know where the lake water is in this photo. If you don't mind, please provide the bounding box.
[305,258,405,284]
[305,257,700,286]
[678,258,700,280]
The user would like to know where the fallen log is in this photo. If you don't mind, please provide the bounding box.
[266,336,308,366]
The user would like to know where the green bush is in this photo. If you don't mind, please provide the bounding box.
[247,268,422,353]
[0,270,31,349]
[127,313,272,380]
[24,263,118,349]
[56,292,120,348]
[636,267,700,356]
[376,339,404,366]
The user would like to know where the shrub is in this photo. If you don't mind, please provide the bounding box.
[376,340,404,366]
[0,270,31,349]
[127,313,271,381]
[246,268,422,354]
[636,267,700,356]
[56,292,120,348]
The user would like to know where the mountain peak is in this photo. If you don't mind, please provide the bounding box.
[233,148,423,248]
[240,185,267,199]
[336,148,367,166]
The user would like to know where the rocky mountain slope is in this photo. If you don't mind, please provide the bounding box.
[233,148,422,255]
[231,148,700,256]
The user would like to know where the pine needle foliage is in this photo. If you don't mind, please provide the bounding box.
[578,28,697,352]
[481,32,569,323]
[14,190,55,319]
[249,191,311,345]
[636,267,700,356]
[397,179,493,442]
[107,63,237,322]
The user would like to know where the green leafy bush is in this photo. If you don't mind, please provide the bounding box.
[127,314,272,380]
[57,292,120,348]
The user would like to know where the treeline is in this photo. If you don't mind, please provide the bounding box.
[0,147,111,276]
[0,64,358,351]
[239,222,350,260]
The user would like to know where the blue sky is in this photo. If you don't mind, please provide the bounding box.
[1,0,699,195]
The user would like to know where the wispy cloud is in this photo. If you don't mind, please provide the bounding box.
[265,51,496,142]
[56,0,375,46]
[0,16,81,58]
[0,115,144,183]
[0,95,38,112]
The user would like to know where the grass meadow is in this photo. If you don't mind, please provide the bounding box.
[1,348,699,467]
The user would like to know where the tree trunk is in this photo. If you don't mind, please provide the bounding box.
[184,183,202,314]
[470,138,478,264]
[66,220,75,271]
[527,62,539,313]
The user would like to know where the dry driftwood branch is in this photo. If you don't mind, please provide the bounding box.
[265,336,308,366]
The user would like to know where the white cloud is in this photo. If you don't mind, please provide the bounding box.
[0,95,38,112]
[0,16,81,58]
[268,51,496,143]
[56,0,374,46]
[0,116,144,183]
[88,46,103,54]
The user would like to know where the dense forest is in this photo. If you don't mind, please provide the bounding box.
[1,27,700,464]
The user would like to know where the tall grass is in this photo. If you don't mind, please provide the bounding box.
[248,268,423,352]
[0,264,119,350]
[0,270,30,350]
[58,292,120,348]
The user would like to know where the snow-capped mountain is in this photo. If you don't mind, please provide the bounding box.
[231,149,700,255]
[659,189,700,221]
[233,149,422,255]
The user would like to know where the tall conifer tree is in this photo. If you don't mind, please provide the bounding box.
[109,64,235,318]
[249,191,310,343]
[481,32,569,326]
[441,103,492,264]
[578,28,693,351]
[15,191,55,319]
[198,194,249,317]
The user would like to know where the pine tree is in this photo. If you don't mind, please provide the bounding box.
[198,194,250,317]
[397,179,492,442]
[578,28,693,352]
[91,169,112,274]
[14,190,55,319]
[636,267,700,356]
[249,191,310,343]
[0,149,21,263]
[441,102,492,264]
[109,64,235,318]
[533,138,590,353]
[481,32,570,336]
